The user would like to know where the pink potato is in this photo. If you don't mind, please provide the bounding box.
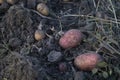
[59,29,82,49]
[74,52,102,71]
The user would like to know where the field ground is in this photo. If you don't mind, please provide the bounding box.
[0,0,120,80]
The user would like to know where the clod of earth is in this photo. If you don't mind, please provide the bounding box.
[47,50,63,62]
[0,0,4,4]
[27,0,36,9]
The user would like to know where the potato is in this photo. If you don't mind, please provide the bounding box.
[0,0,4,4]
[63,0,70,2]
[6,0,18,4]
[59,29,82,49]
[74,53,102,71]
[36,3,49,16]
[34,30,45,41]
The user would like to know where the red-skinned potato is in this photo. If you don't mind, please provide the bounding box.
[59,29,82,49]
[74,52,102,71]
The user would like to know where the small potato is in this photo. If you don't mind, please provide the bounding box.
[6,0,18,4]
[59,29,82,49]
[63,0,70,2]
[74,53,102,71]
[34,30,45,41]
[0,0,4,4]
[37,3,49,16]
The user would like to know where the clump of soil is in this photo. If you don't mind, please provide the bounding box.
[1,5,35,44]
[0,52,37,80]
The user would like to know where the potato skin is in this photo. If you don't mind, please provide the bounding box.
[74,53,102,71]
[37,3,49,16]
[7,0,18,4]
[0,0,4,4]
[34,30,45,41]
[59,29,82,49]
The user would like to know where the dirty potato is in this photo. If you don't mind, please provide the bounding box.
[59,29,82,49]
[74,52,102,71]
[37,3,49,16]
[34,30,45,41]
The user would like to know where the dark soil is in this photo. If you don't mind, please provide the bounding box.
[0,0,120,80]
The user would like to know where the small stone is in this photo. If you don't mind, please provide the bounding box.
[47,50,62,62]
[27,35,34,43]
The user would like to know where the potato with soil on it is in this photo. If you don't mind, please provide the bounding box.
[0,0,4,4]
[63,0,70,2]
[6,0,18,4]
[36,3,49,16]
[74,52,102,71]
[34,30,45,41]
[59,29,82,49]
